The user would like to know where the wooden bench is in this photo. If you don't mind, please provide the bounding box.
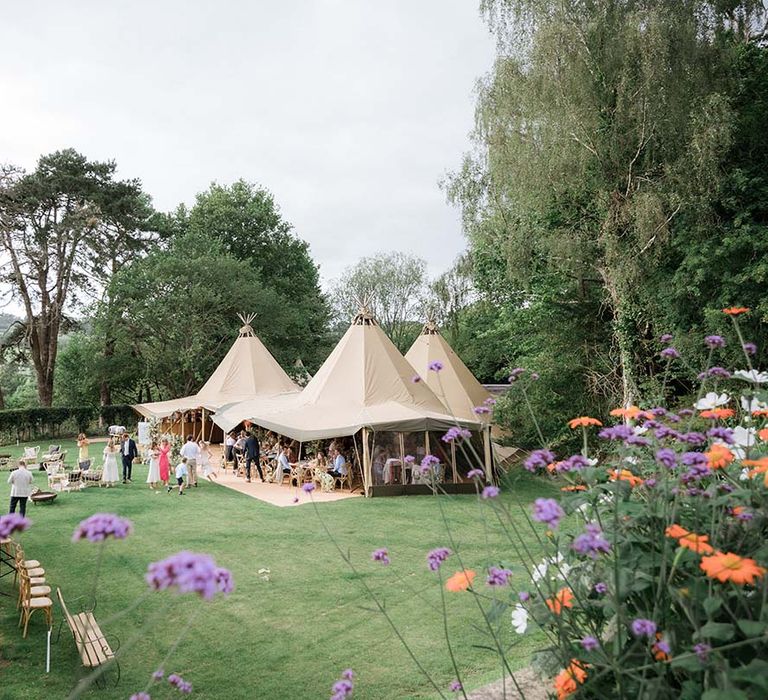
[57,588,120,685]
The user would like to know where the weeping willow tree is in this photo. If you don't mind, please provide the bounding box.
[449,0,768,407]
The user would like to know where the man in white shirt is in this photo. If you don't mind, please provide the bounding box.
[179,436,199,487]
[8,463,34,516]
[329,448,348,478]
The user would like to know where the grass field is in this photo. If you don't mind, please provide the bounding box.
[0,439,555,699]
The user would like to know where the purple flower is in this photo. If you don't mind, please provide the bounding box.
[442,427,472,443]
[736,510,754,521]
[0,513,31,539]
[302,482,316,493]
[427,547,451,571]
[572,524,611,559]
[681,452,708,467]
[699,367,732,379]
[532,498,565,529]
[694,642,711,663]
[660,347,681,359]
[598,425,634,441]
[450,680,463,692]
[594,582,608,595]
[342,669,355,680]
[152,669,165,680]
[581,636,600,651]
[486,566,513,586]
[681,432,707,446]
[178,682,192,695]
[705,335,726,349]
[678,408,694,417]
[530,372,540,380]
[371,548,390,565]
[130,694,151,700]
[466,468,485,480]
[666,413,681,423]
[518,591,530,602]
[631,618,657,638]
[645,478,657,488]
[656,640,671,655]
[482,485,500,499]
[625,435,651,447]
[146,551,233,600]
[404,455,415,464]
[331,670,354,700]
[168,674,180,686]
[484,397,497,406]
[524,449,555,472]
[557,454,591,472]
[707,427,734,444]
[660,333,674,344]
[473,405,491,415]
[411,375,422,384]
[428,360,444,372]
[650,407,667,416]
[743,342,757,356]
[420,454,441,474]
[508,367,525,382]
[655,426,681,441]
[72,513,132,542]
[655,448,677,469]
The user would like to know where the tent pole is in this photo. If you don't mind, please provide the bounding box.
[298,442,303,460]
[483,426,493,484]
[362,428,372,497]
[398,433,405,485]
[181,412,185,441]
[202,408,207,442]
[451,442,457,483]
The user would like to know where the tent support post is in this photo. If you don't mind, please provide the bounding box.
[181,412,185,440]
[202,408,207,442]
[483,425,493,484]
[450,442,457,483]
[362,428,372,497]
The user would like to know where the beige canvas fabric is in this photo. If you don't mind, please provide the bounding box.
[405,322,493,422]
[133,323,298,420]
[213,310,480,440]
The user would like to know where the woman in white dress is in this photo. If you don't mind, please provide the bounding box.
[101,438,120,487]
[146,441,161,489]
[198,440,217,481]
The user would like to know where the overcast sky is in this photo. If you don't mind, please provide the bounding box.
[1,1,495,288]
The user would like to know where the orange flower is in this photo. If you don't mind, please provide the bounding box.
[445,569,476,592]
[554,660,587,700]
[759,428,768,441]
[723,306,750,316]
[753,409,768,418]
[547,461,560,474]
[609,405,650,420]
[732,506,747,518]
[560,485,587,492]
[665,524,690,539]
[705,444,735,470]
[546,587,574,615]
[678,532,715,555]
[568,416,603,429]
[700,408,735,420]
[744,457,768,487]
[700,552,767,585]
[609,469,644,487]
[652,633,671,661]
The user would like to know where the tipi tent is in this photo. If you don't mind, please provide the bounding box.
[213,309,490,495]
[405,321,492,422]
[133,316,299,437]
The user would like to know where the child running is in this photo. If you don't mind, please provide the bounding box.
[168,457,188,495]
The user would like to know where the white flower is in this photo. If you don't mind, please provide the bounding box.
[531,553,571,584]
[730,426,756,459]
[741,396,768,413]
[633,425,649,435]
[695,392,730,410]
[531,561,548,583]
[734,369,768,384]
[511,604,528,634]
[740,468,750,482]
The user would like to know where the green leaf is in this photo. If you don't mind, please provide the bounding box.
[672,656,705,672]
[736,619,766,637]
[703,596,722,615]
[696,622,735,641]
[701,690,748,700]
[730,659,768,691]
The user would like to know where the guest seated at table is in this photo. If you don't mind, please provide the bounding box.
[312,451,328,470]
[328,448,348,479]
[275,446,293,482]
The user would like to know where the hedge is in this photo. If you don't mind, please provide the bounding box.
[0,404,137,443]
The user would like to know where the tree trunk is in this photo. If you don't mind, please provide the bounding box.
[603,271,638,408]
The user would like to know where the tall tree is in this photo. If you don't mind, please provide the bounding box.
[0,150,152,405]
[332,251,427,352]
[449,0,767,408]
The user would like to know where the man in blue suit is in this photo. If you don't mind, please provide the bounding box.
[121,432,138,483]
[244,431,262,483]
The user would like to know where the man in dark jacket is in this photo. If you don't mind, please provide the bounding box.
[120,432,139,483]
[244,431,262,483]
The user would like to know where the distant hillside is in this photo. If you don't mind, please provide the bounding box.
[0,314,21,340]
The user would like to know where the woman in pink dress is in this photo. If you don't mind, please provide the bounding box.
[158,438,171,486]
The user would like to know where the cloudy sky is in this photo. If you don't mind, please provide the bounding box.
[1,1,495,287]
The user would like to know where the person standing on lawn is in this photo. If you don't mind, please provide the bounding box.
[7,462,34,516]
[244,430,262,483]
[179,435,199,487]
[120,432,138,483]
[168,457,188,495]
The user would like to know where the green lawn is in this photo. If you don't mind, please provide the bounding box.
[1,440,554,699]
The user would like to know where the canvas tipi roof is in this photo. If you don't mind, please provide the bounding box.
[134,317,298,420]
[213,309,480,440]
[405,321,492,422]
